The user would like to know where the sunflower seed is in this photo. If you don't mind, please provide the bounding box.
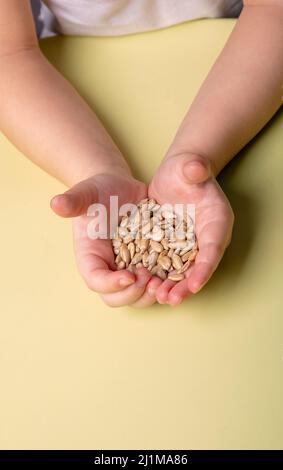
[148,251,158,269]
[150,241,163,253]
[117,261,126,270]
[132,253,143,265]
[140,239,149,253]
[157,255,171,271]
[142,251,149,267]
[172,253,183,271]
[156,268,167,280]
[128,242,135,259]
[120,244,131,265]
[178,260,191,274]
[113,198,198,281]
[168,272,185,281]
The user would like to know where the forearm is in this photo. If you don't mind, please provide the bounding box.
[0,47,130,186]
[166,4,283,175]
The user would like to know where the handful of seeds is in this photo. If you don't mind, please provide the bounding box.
[112,198,198,281]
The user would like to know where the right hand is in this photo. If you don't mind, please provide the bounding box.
[149,153,234,306]
[50,172,163,308]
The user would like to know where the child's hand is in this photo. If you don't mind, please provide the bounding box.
[149,153,234,306]
[51,172,162,307]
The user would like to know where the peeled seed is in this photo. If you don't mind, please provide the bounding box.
[148,251,158,269]
[120,244,131,265]
[159,249,168,257]
[178,260,191,274]
[117,261,126,270]
[156,268,167,280]
[161,239,169,250]
[115,254,122,264]
[112,238,122,247]
[140,239,149,253]
[151,229,164,242]
[141,221,152,235]
[148,199,157,210]
[188,249,198,261]
[136,262,143,269]
[158,255,171,271]
[174,230,186,240]
[168,240,188,249]
[181,251,192,262]
[150,241,163,253]
[167,248,174,258]
[172,253,183,271]
[150,265,159,275]
[151,203,161,212]
[119,227,129,238]
[123,233,134,244]
[128,242,135,259]
[130,208,140,222]
[120,216,129,227]
[168,272,185,281]
[161,210,175,219]
[179,246,192,257]
[142,251,149,267]
[132,253,143,265]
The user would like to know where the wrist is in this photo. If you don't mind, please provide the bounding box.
[66,148,132,187]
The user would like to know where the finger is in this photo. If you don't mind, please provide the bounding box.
[187,210,234,294]
[187,242,225,294]
[131,276,163,308]
[182,157,212,184]
[167,278,194,306]
[100,268,152,307]
[80,253,136,293]
[155,279,176,304]
[50,178,98,218]
[170,152,212,185]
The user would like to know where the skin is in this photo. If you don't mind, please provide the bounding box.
[0,0,282,307]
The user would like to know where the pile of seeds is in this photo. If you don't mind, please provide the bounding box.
[112,198,198,281]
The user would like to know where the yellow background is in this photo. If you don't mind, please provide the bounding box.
[0,19,282,449]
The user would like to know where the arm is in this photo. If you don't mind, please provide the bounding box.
[0,0,130,186]
[150,0,283,305]
[0,0,157,307]
[165,0,283,175]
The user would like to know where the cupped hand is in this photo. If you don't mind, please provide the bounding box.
[149,152,234,306]
[50,171,162,307]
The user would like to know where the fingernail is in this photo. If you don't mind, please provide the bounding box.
[136,272,151,287]
[170,295,182,305]
[190,282,203,294]
[51,194,73,214]
[119,277,135,287]
[183,161,209,184]
[147,287,156,297]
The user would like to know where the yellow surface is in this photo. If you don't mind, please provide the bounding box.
[0,19,283,450]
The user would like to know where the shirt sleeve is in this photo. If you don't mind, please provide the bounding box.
[30,0,44,37]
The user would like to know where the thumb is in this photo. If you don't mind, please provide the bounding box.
[50,178,98,218]
[181,154,212,184]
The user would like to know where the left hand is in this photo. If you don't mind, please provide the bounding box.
[148,152,234,306]
[51,171,162,308]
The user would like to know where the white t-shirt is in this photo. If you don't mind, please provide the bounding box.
[41,0,243,37]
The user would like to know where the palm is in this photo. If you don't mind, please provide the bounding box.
[72,172,148,294]
[148,157,234,305]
